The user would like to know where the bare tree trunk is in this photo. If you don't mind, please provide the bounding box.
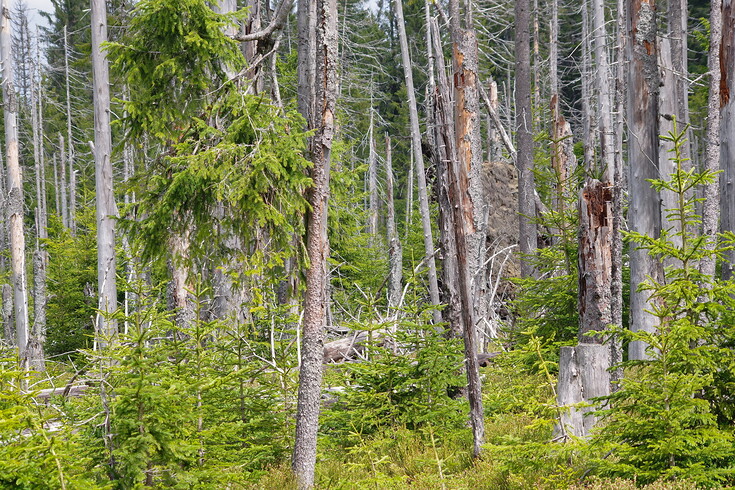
[59,134,68,228]
[720,0,735,279]
[1,0,30,367]
[627,0,662,360]
[592,0,615,181]
[394,0,442,323]
[64,25,76,235]
[367,107,378,240]
[385,134,402,312]
[52,152,60,217]
[169,231,195,330]
[581,0,596,171]
[292,0,337,487]
[91,0,118,347]
[297,0,315,127]
[2,284,12,343]
[431,15,485,458]
[701,0,723,280]
[515,0,537,277]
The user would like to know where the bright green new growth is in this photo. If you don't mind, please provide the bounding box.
[591,121,735,487]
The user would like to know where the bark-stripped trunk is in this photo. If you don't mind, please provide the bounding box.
[593,0,615,181]
[627,0,662,360]
[432,13,485,459]
[292,0,337,487]
[367,108,378,240]
[394,0,442,323]
[64,25,76,235]
[721,0,735,279]
[59,134,68,228]
[52,153,60,217]
[385,134,402,312]
[700,0,723,280]
[1,1,30,367]
[169,230,195,330]
[581,0,596,171]
[556,181,612,438]
[515,0,537,277]
[91,0,118,347]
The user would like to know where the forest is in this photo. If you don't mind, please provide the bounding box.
[0,0,734,488]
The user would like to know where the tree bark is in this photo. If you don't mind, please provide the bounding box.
[627,0,662,360]
[394,0,442,323]
[91,0,118,347]
[292,0,337,487]
[64,24,76,236]
[701,0,723,280]
[720,0,735,279]
[1,0,30,367]
[385,134,402,312]
[515,0,537,277]
[592,0,615,181]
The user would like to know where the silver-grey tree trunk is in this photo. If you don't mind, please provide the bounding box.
[1,0,30,367]
[59,134,68,228]
[292,0,337,487]
[515,0,537,278]
[91,0,118,346]
[394,0,442,323]
[64,25,76,236]
[627,0,662,360]
[385,134,402,312]
[720,0,735,279]
[367,107,378,240]
[592,0,615,181]
[701,0,723,280]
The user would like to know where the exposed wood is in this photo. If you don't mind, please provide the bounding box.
[1,0,30,367]
[91,0,118,346]
[592,0,615,181]
[64,24,76,236]
[394,0,442,324]
[557,344,610,438]
[627,0,662,360]
[701,0,723,280]
[367,108,378,240]
[385,134,402,312]
[720,0,735,278]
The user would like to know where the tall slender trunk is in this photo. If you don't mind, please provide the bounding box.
[385,134,402,312]
[432,13,485,459]
[59,134,68,228]
[721,0,735,278]
[1,0,30,367]
[394,0,442,323]
[581,0,596,171]
[627,0,662,360]
[701,0,723,280]
[292,0,337,487]
[64,25,76,235]
[367,107,378,240]
[593,0,615,181]
[91,0,118,346]
[515,0,537,277]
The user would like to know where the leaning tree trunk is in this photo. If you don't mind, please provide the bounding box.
[720,0,735,279]
[394,0,442,324]
[91,0,118,347]
[292,0,337,487]
[432,15,485,459]
[515,0,537,278]
[1,0,30,367]
[627,0,662,360]
[701,0,723,280]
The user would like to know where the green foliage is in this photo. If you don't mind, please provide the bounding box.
[107,0,244,140]
[0,356,99,488]
[590,123,735,487]
[322,312,467,442]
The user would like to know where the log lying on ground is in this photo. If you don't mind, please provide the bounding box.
[322,329,501,366]
[34,383,89,401]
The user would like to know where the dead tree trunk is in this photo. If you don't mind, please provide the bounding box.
[515,0,537,277]
[432,14,485,459]
[385,134,402,312]
[367,107,378,240]
[2,284,12,343]
[700,0,723,280]
[592,0,615,181]
[557,181,613,438]
[627,0,662,360]
[63,25,76,235]
[91,0,118,347]
[292,0,337,487]
[59,134,68,228]
[720,0,735,279]
[1,0,30,366]
[394,0,442,323]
